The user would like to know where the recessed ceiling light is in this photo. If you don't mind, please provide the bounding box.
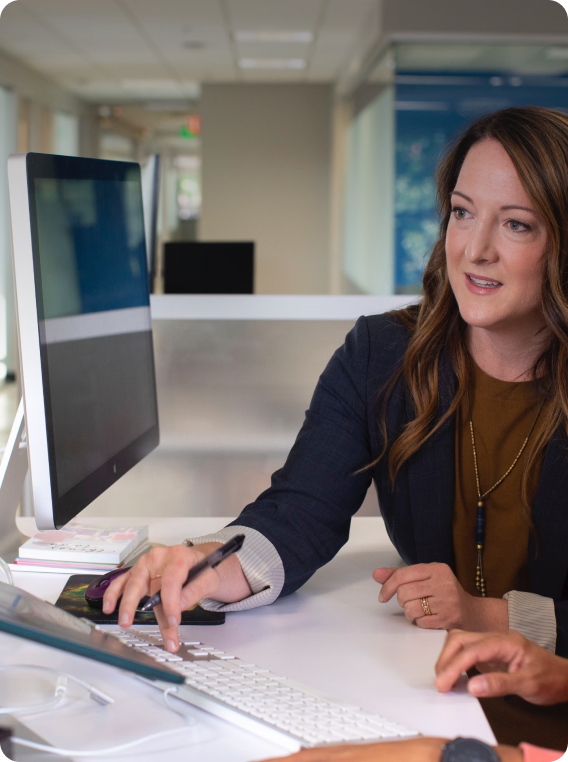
[546,47,568,59]
[121,79,179,90]
[238,58,307,70]
[235,31,313,43]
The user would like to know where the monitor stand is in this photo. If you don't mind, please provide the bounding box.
[0,398,29,561]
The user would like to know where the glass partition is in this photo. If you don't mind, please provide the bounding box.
[83,320,381,519]
[343,41,568,295]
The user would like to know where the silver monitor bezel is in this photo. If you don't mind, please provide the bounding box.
[7,152,159,530]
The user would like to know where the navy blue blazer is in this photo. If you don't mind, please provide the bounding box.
[228,313,568,656]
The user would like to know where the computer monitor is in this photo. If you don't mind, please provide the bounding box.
[163,241,254,294]
[140,154,160,292]
[3,153,159,538]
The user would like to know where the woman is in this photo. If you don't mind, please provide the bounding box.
[104,106,568,660]
[259,629,567,762]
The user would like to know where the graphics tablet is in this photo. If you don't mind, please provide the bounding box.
[0,581,183,684]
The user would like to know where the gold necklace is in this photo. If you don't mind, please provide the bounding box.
[467,390,545,597]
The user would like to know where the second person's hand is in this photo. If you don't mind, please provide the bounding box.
[435,629,568,705]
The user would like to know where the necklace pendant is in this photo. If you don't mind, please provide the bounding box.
[476,544,486,597]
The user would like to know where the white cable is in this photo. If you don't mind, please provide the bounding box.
[11,725,197,757]
[0,665,114,709]
[2,666,201,756]
[161,686,197,725]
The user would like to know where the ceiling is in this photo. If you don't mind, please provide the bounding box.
[0,0,378,102]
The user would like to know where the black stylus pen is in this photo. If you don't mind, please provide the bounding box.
[139,534,245,612]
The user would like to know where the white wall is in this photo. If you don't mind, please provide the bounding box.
[200,84,333,295]
[0,48,98,158]
[0,87,17,378]
[343,86,395,295]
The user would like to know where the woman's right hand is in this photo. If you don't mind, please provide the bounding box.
[435,629,568,705]
[102,543,251,653]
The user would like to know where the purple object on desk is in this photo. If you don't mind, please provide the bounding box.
[85,567,131,608]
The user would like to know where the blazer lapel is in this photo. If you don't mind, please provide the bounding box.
[529,428,568,599]
[406,351,456,568]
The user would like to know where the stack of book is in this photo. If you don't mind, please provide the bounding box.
[9,521,150,575]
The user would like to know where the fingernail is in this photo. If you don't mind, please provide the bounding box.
[180,595,188,609]
[103,601,111,613]
[469,676,488,696]
[166,639,177,653]
[119,613,129,627]
[167,616,178,628]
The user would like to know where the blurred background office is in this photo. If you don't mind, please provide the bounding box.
[0,0,566,521]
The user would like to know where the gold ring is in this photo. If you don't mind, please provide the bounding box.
[421,597,432,616]
[151,574,162,580]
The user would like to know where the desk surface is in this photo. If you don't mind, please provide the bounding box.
[4,517,495,761]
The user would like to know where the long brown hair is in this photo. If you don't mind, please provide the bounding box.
[377,106,568,516]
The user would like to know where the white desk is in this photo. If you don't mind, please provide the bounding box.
[3,517,495,761]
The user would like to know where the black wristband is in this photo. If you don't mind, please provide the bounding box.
[441,737,500,762]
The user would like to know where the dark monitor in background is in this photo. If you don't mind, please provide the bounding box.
[141,154,160,292]
[163,241,254,294]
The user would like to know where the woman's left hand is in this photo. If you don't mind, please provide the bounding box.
[373,563,507,631]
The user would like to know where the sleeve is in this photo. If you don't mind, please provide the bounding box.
[503,591,556,653]
[519,743,564,762]
[225,315,376,599]
[183,526,284,612]
[553,600,568,657]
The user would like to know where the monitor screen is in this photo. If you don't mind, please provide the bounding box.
[23,154,159,527]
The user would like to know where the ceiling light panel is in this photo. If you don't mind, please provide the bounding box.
[238,58,307,70]
[237,43,312,60]
[235,31,313,43]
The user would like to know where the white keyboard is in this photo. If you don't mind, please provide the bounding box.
[108,627,419,752]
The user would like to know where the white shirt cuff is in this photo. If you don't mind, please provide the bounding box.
[184,526,285,612]
[503,590,557,653]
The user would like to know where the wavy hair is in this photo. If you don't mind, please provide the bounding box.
[376,106,568,517]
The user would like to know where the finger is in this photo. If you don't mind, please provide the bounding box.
[378,564,433,602]
[180,566,220,611]
[116,560,154,628]
[468,671,528,699]
[435,630,485,677]
[102,570,132,614]
[435,636,521,693]
[372,567,398,585]
[155,548,201,651]
[396,582,434,606]
[414,614,444,630]
[403,597,438,622]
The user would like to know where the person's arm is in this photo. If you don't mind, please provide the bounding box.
[220,314,380,598]
[504,591,556,653]
[104,315,387,645]
[554,599,568,657]
[259,738,524,762]
[435,629,568,704]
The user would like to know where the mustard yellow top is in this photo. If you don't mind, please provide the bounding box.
[453,362,548,599]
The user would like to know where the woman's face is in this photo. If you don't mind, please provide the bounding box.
[446,139,547,336]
